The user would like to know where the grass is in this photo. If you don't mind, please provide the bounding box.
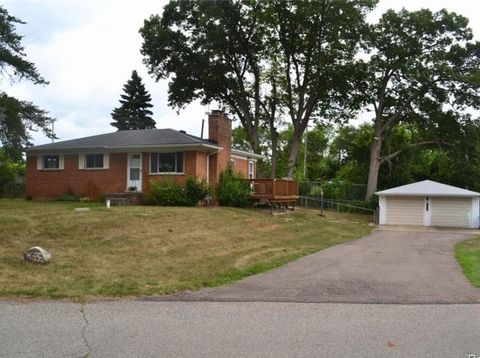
[0,199,373,300]
[456,236,480,287]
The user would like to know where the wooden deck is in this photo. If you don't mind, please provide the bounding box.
[248,178,299,203]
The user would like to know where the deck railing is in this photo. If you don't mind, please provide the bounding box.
[247,178,299,200]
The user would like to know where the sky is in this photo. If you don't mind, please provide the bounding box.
[3,0,480,146]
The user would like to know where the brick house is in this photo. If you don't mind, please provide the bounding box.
[25,110,262,199]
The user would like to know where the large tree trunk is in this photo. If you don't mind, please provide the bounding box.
[270,130,278,178]
[365,134,383,201]
[287,130,303,178]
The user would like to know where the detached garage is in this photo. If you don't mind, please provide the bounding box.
[376,180,480,228]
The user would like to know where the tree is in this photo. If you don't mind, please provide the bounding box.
[0,147,24,187]
[140,0,376,177]
[262,0,376,177]
[0,6,53,160]
[359,9,480,200]
[0,94,53,161]
[111,70,156,130]
[141,1,267,151]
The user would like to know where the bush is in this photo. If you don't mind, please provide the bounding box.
[184,176,209,206]
[148,178,185,206]
[148,176,208,206]
[216,166,251,207]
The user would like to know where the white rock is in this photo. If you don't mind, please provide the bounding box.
[23,246,51,264]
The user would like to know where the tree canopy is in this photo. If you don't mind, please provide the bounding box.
[140,0,376,177]
[358,8,480,199]
[0,6,53,161]
[141,2,480,196]
[111,70,156,130]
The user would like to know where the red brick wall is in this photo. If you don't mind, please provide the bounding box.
[208,111,231,185]
[233,158,256,178]
[195,151,208,181]
[26,150,210,200]
[26,153,127,199]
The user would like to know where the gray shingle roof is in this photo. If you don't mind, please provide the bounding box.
[375,180,480,197]
[27,129,220,152]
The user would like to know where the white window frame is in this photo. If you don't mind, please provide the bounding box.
[248,160,255,179]
[37,154,64,171]
[149,152,185,175]
[78,153,109,170]
[85,153,105,169]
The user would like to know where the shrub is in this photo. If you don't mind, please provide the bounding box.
[184,176,209,206]
[148,178,185,206]
[148,176,209,206]
[216,166,251,207]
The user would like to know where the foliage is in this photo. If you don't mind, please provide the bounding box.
[140,0,377,176]
[148,176,208,206]
[0,147,24,186]
[111,70,156,130]
[184,176,210,206]
[0,7,46,85]
[216,165,251,207]
[0,93,54,161]
[357,8,480,199]
[148,178,186,206]
[0,6,54,160]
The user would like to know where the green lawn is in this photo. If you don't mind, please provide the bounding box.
[0,199,373,300]
[456,236,480,287]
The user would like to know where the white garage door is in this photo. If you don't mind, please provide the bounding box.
[386,196,424,225]
[431,197,472,228]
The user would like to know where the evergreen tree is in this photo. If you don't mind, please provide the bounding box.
[0,6,54,161]
[111,70,155,130]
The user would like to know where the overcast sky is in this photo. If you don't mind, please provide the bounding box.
[3,0,480,145]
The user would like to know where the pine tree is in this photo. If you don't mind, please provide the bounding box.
[0,6,54,161]
[111,70,155,130]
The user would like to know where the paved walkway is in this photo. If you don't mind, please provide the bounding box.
[157,230,480,303]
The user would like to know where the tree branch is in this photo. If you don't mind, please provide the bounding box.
[379,140,443,163]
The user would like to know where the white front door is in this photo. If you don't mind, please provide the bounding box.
[127,153,142,191]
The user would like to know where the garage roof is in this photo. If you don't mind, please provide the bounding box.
[375,180,480,197]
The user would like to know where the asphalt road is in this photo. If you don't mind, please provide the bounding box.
[163,230,480,303]
[1,301,480,358]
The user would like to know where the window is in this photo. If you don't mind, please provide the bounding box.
[248,160,255,179]
[150,152,184,173]
[85,154,104,169]
[43,155,60,169]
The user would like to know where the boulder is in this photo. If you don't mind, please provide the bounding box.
[23,246,51,264]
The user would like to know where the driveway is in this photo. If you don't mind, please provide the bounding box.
[157,230,480,303]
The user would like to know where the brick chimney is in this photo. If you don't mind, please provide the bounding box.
[208,110,231,185]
